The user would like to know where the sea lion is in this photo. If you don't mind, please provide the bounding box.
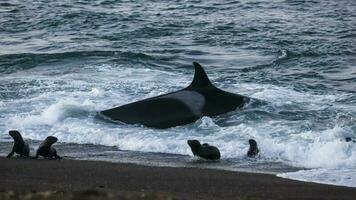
[34,136,62,159]
[247,139,259,158]
[6,130,30,158]
[187,140,221,160]
[345,137,356,143]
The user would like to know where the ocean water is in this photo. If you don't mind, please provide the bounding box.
[1,0,356,187]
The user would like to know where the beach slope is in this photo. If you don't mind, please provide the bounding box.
[0,157,355,200]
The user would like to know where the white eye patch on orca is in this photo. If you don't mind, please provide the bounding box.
[162,90,205,116]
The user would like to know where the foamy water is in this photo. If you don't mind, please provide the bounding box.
[1,62,355,187]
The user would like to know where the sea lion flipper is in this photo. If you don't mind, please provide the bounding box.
[31,154,39,159]
[6,148,14,158]
[48,147,62,159]
[54,154,62,159]
[23,143,30,157]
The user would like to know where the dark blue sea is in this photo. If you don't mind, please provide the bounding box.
[0,0,355,187]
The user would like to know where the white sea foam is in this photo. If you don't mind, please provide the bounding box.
[236,83,339,107]
[8,98,97,127]
[278,168,356,187]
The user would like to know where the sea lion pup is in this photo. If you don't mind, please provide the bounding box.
[7,130,30,158]
[34,136,62,159]
[345,137,356,143]
[187,140,221,160]
[247,139,259,158]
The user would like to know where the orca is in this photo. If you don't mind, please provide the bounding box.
[99,62,250,128]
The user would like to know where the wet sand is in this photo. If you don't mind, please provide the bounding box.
[0,157,355,200]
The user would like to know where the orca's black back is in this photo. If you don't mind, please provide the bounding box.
[100,97,200,128]
[193,87,247,117]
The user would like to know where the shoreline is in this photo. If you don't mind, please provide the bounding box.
[1,157,356,199]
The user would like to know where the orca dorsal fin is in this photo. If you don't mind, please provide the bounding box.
[187,62,214,89]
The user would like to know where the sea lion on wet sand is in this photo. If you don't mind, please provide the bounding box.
[187,140,221,160]
[34,136,62,159]
[247,139,259,158]
[6,130,30,158]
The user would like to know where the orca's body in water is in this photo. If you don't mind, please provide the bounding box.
[99,62,250,128]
